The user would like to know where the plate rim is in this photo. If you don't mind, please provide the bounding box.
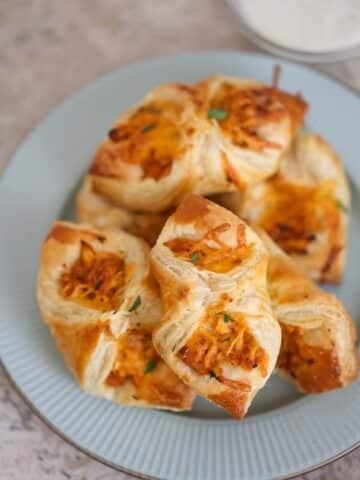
[1,49,359,480]
[2,361,359,480]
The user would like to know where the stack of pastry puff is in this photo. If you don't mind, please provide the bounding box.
[37,74,359,419]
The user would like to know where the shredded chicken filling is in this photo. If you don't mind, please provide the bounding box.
[258,179,340,255]
[105,326,189,407]
[59,241,125,311]
[165,223,249,273]
[277,324,341,392]
[178,298,268,380]
[92,100,183,180]
[209,84,290,152]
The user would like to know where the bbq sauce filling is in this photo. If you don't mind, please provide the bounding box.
[258,179,340,255]
[277,324,341,392]
[105,325,189,407]
[59,241,125,312]
[177,297,268,383]
[208,83,292,152]
[165,223,249,274]
[92,100,183,181]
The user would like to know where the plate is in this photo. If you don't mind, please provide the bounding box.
[0,51,359,480]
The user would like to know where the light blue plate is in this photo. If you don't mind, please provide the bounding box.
[0,51,359,480]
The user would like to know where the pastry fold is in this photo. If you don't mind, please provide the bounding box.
[37,221,194,410]
[256,228,359,393]
[242,134,350,283]
[77,176,169,246]
[151,195,281,419]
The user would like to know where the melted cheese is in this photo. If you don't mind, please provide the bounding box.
[91,100,183,181]
[278,324,341,392]
[210,84,290,152]
[258,179,340,255]
[59,241,125,311]
[178,297,268,379]
[165,223,249,273]
[105,325,189,407]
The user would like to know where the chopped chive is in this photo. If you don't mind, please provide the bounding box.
[190,251,199,264]
[144,359,157,374]
[336,199,350,214]
[209,371,217,378]
[129,295,141,312]
[208,108,228,120]
[223,337,231,342]
[172,344,177,352]
[141,122,157,133]
[223,313,232,323]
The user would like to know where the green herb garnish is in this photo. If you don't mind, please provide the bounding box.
[336,200,350,214]
[208,108,228,120]
[223,337,231,342]
[223,313,232,323]
[129,295,141,312]
[190,251,199,264]
[141,122,157,133]
[144,359,157,374]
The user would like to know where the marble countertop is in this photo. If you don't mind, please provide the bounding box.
[1,1,359,478]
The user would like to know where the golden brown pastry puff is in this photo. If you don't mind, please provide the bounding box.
[77,176,169,246]
[242,134,350,283]
[151,195,281,419]
[194,75,308,193]
[256,228,359,393]
[87,77,307,214]
[89,82,204,213]
[37,221,194,411]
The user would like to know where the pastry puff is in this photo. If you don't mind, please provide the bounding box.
[89,82,204,213]
[37,221,194,410]
[77,176,169,246]
[256,228,359,393]
[151,195,281,419]
[88,77,307,213]
[194,75,307,193]
[241,134,350,283]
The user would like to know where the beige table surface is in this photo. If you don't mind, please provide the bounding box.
[1,1,359,479]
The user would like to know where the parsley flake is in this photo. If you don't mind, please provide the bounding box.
[208,108,228,120]
[336,200,350,214]
[223,313,232,323]
[129,295,141,312]
[191,251,199,264]
[144,359,157,374]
